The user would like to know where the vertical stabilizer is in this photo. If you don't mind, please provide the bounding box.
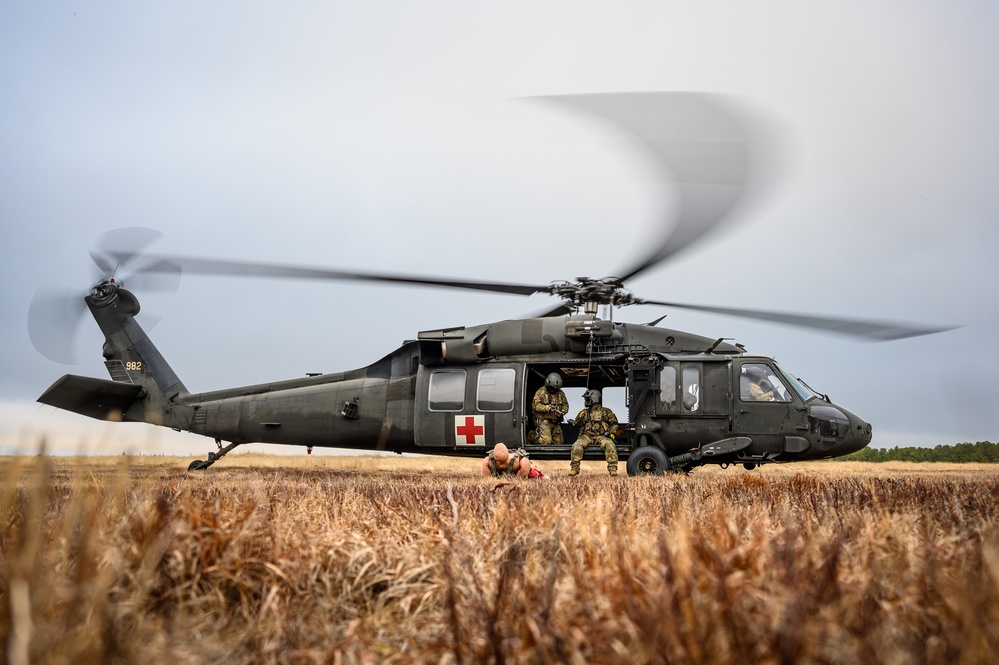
[85,282,189,425]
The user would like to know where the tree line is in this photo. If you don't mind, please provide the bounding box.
[836,440,999,463]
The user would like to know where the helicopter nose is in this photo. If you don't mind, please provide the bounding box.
[839,417,873,455]
[808,404,873,458]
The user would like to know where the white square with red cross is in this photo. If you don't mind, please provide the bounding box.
[454,415,486,446]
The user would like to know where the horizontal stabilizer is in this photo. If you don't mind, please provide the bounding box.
[38,375,144,421]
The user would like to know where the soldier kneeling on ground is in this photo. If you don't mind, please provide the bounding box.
[482,443,545,479]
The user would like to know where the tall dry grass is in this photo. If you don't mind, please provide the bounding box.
[1,454,996,664]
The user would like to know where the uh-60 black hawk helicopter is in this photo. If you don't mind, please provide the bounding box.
[30,93,954,475]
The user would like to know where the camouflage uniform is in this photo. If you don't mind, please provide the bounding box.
[748,382,775,402]
[570,405,619,474]
[530,386,568,445]
[487,447,530,477]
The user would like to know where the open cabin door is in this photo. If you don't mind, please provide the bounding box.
[414,364,525,450]
[522,359,632,455]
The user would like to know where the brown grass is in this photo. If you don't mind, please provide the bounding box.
[1,454,997,664]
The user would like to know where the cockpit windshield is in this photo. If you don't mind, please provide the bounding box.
[775,363,822,402]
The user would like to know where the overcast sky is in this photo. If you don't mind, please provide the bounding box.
[2,1,998,456]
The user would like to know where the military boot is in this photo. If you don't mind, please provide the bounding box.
[568,468,579,477]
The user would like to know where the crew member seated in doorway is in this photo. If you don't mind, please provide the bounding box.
[568,389,619,476]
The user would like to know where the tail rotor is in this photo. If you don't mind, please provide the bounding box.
[28,227,181,364]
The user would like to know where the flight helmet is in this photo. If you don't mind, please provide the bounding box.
[583,389,602,407]
[545,372,563,392]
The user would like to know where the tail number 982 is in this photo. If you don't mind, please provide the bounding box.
[126,361,143,372]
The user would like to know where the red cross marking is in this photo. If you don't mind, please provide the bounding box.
[456,416,484,444]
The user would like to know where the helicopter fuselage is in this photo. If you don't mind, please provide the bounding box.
[38,284,872,473]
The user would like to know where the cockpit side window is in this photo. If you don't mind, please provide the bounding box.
[739,363,792,403]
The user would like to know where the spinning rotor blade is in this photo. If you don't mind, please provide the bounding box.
[639,299,958,341]
[28,288,88,364]
[534,95,954,340]
[89,227,164,275]
[50,96,948,347]
[531,303,576,318]
[106,94,773,314]
[29,227,180,364]
[120,258,183,292]
[535,93,774,283]
[90,228,183,292]
[125,254,549,297]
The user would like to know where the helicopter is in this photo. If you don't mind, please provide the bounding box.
[29,93,954,475]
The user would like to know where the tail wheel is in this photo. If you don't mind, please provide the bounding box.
[626,446,670,476]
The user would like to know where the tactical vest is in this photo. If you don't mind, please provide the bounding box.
[577,407,614,436]
[534,388,566,421]
[488,448,529,477]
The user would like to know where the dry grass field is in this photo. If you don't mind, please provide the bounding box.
[1,453,997,664]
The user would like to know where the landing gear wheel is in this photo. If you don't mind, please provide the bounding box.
[187,441,241,472]
[626,446,670,476]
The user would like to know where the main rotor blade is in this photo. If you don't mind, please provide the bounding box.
[127,254,549,297]
[528,302,575,318]
[120,258,183,292]
[90,227,165,278]
[535,93,775,283]
[640,299,958,341]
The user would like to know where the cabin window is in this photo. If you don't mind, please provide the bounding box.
[477,368,515,412]
[739,363,792,403]
[660,366,678,411]
[682,366,700,412]
[429,370,466,411]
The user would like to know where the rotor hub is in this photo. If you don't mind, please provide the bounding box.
[90,280,117,302]
[548,277,643,312]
